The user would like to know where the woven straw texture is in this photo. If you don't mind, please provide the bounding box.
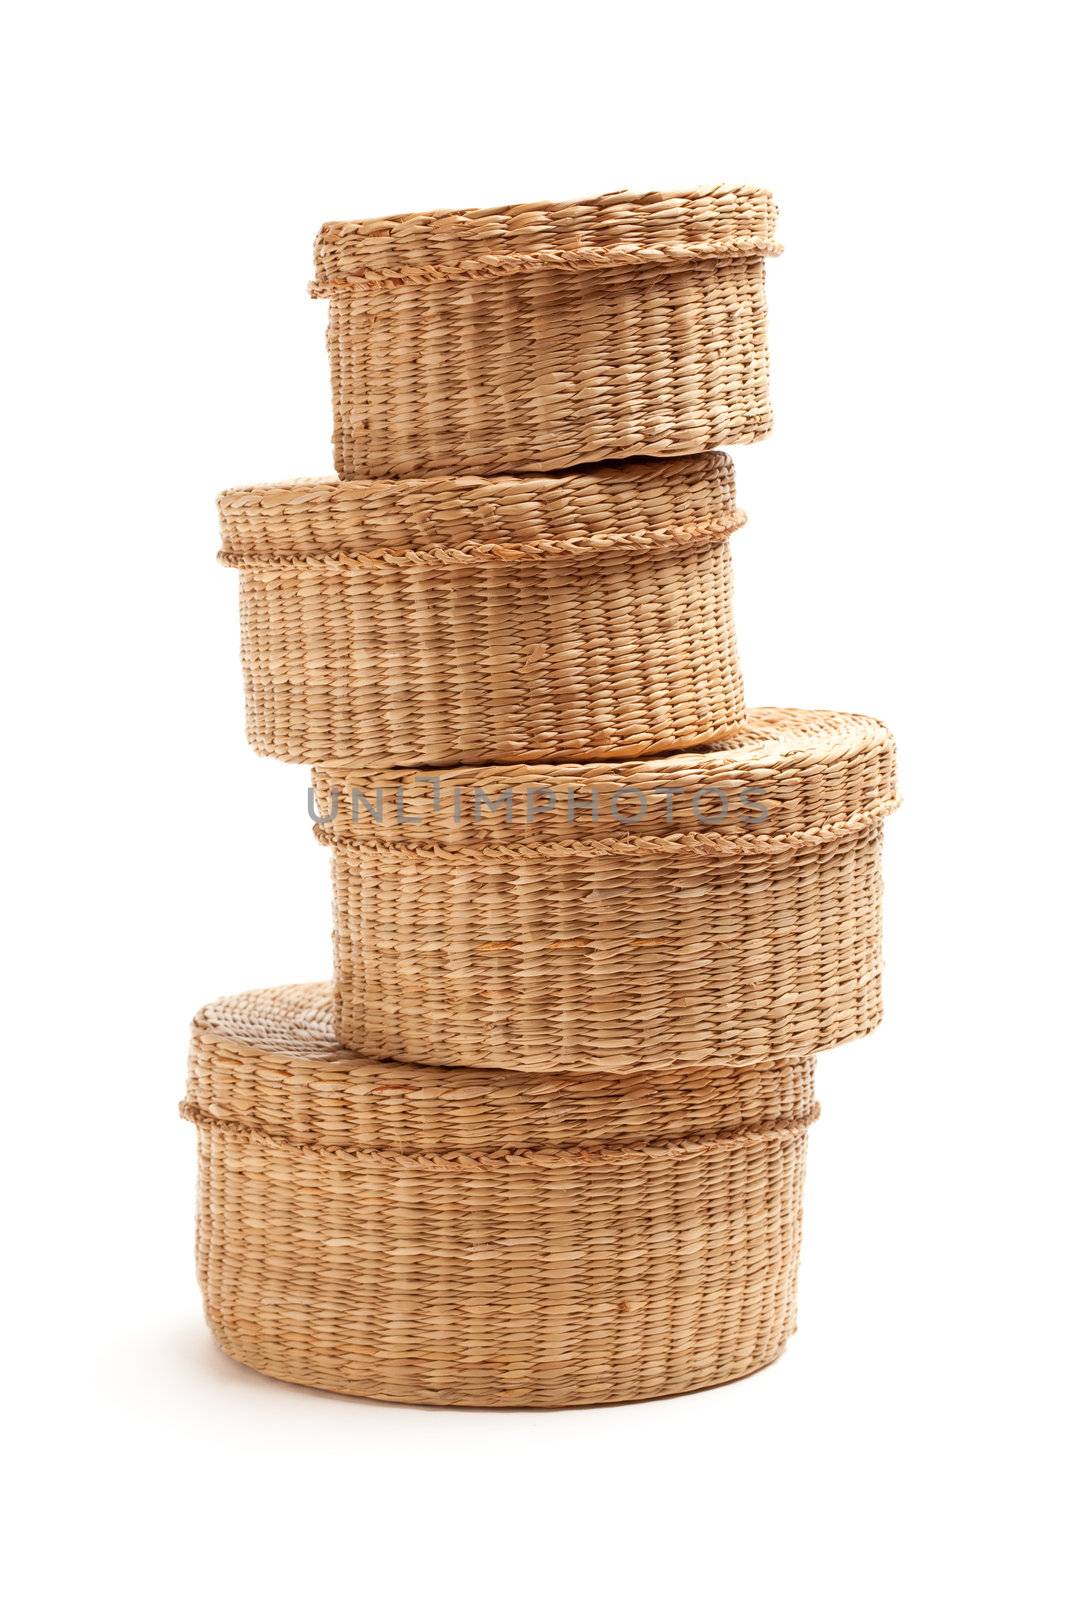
[182,984,817,1408]
[311,186,779,478]
[218,454,746,766]
[314,708,898,1074]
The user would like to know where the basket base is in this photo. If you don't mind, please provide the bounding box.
[201,1315,795,1410]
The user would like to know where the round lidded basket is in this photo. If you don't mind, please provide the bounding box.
[218,453,746,766]
[311,186,780,479]
[314,708,898,1075]
[182,984,817,1408]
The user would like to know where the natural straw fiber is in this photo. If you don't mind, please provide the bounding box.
[182,984,817,1407]
[314,708,898,1074]
[311,186,780,478]
[218,454,746,766]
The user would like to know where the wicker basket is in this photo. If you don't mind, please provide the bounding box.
[311,186,780,479]
[182,984,817,1408]
[314,708,898,1074]
[218,455,746,766]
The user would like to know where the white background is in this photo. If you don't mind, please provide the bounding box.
[4,3,1064,1595]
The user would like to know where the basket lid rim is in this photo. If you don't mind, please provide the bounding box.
[315,707,895,800]
[311,184,778,289]
[316,183,775,242]
[311,709,898,851]
[189,983,817,1093]
[216,453,733,515]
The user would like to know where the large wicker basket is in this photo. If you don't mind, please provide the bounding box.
[311,186,780,479]
[182,984,817,1408]
[314,708,898,1074]
[218,454,746,766]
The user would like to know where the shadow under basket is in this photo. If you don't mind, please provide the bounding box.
[311,185,780,478]
[314,708,899,1075]
[218,453,746,766]
[182,985,817,1408]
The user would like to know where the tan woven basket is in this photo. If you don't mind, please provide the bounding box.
[311,186,780,479]
[218,455,746,766]
[182,984,817,1408]
[314,708,898,1074]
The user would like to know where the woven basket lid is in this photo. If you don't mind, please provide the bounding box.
[217,453,739,561]
[313,708,898,849]
[186,984,816,1153]
[312,186,779,292]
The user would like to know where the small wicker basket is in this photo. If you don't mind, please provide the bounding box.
[311,186,780,479]
[218,454,746,766]
[314,708,898,1074]
[182,984,817,1408]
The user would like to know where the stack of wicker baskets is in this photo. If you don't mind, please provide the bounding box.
[188,186,898,1407]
